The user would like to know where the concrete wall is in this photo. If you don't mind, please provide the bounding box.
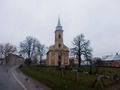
[3,54,25,65]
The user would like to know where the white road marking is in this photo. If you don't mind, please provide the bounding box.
[11,69,28,90]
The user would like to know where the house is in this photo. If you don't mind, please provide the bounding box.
[69,57,78,65]
[2,54,25,65]
[69,57,93,66]
[102,53,120,67]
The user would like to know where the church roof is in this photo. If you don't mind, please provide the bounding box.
[56,17,63,30]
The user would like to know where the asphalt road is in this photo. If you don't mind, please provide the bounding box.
[0,65,52,90]
[0,65,24,90]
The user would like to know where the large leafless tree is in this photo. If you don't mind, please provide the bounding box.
[83,42,93,65]
[71,34,92,67]
[19,36,46,64]
[20,36,38,60]
[36,43,46,64]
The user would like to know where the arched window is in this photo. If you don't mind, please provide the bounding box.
[58,55,61,60]
[58,44,61,47]
[59,34,61,39]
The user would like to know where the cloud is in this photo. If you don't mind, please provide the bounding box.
[0,0,120,57]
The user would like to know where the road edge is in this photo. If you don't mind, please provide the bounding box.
[11,68,28,90]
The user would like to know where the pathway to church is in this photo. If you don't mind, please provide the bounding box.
[0,65,52,90]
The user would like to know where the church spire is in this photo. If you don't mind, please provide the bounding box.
[56,16,63,30]
[58,16,61,26]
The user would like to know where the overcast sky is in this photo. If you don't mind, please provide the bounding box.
[0,0,120,58]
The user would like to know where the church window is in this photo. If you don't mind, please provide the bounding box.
[58,44,61,47]
[59,34,61,39]
[58,55,61,60]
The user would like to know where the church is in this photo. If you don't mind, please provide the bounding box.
[46,18,69,66]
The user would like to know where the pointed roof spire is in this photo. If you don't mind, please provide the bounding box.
[56,15,63,30]
[58,15,61,26]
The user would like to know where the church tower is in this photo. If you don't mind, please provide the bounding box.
[46,17,69,66]
[55,17,63,50]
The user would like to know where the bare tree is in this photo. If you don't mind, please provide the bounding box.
[36,43,46,64]
[20,36,46,64]
[71,34,92,67]
[20,36,38,60]
[93,57,103,66]
[83,43,93,73]
[0,43,16,64]
[4,43,16,57]
[83,42,93,65]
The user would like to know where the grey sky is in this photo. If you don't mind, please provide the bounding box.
[0,0,120,57]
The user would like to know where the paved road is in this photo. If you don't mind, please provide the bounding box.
[0,65,52,90]
[0,65,24,90]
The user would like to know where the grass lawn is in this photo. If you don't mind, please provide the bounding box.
[70,65,120,76]
[20,66,116,90]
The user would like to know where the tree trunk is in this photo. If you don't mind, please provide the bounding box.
[40,54,42,65]
[78,42,81,68]
[78,54,81,67]
[89,65,92,74]
[87,60,89,66]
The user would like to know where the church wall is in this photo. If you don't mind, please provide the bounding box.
[55,52,58,66]
[46,52,51,66]
[49,52,51,65]
[64,53,69,65]
[51,52,55,65]
[46,53,49,65]
[47,51,69,66]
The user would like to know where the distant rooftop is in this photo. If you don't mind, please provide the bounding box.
[102,53,120,61]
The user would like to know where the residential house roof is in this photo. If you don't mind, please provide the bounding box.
[102,53,120,61]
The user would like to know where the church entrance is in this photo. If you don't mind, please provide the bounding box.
[58,55,61,66]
